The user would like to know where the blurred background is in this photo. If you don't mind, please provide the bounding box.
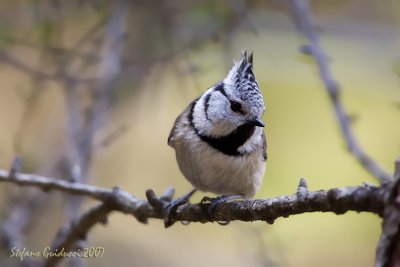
[0,0,399,266]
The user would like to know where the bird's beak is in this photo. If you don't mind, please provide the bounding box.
[248,116,265,127]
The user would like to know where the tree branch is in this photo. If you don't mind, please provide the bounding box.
[0,167,389,266]
[0,170,386,225]
[288,0,392,184]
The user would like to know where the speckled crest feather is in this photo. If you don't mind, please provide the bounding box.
[224,50,264,111]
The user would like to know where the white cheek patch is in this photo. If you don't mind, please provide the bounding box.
[194,89,241,137]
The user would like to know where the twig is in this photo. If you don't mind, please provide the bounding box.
[288,0,392,183]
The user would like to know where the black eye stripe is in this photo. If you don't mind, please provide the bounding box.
[214,82,227,97]
[230,100,244,114]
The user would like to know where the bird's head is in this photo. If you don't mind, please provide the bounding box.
[198,51,265,137]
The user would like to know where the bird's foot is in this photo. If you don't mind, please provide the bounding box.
[164,189,197,228]
[200,194,243,217]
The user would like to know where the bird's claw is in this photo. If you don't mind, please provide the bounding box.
[164,199,188,227]
[163,189,197,228]
[201,194,243,220]
[200,196,215,204]
[200,195,227,216]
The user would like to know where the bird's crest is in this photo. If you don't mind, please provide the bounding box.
[224,50,263,107]
[237,50,254,79]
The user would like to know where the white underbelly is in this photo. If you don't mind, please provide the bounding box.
[174,138,265,198]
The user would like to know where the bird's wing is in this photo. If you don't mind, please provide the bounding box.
[261,130,267,161]
[167,98,199,146]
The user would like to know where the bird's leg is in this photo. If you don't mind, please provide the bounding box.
[164,189,197,227]
[201,194,243,215]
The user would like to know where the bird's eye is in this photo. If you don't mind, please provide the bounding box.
[230,100,243,114]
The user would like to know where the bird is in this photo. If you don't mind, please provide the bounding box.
[166,51,267,225]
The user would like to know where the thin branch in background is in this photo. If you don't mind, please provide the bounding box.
[117,1,258,86]
[43,204,111,267]
[72,0,127,177]
[1,75,50,255]
[40,4,130,266]
[0,12,106,88]
[62,0,127,191]
[0,49,58,81]
[0,49,96,84]
[0,25,56,254]
[98,124,129,148]
[61,0,126,220]
[0,2,103,87]
[0,159,47,267]
[3,36,99,62]
[287,0,393,184]
[59,15,107,71]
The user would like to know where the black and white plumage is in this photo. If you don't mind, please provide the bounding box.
[168,51,266,206]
